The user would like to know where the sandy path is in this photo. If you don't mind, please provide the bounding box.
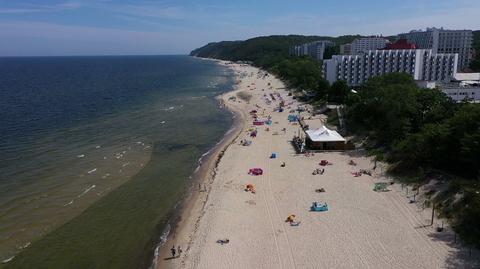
[160,63,478,269]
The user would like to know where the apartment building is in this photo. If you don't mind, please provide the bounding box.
[350,37,389,54]
[340,43,352,55]
[398,27,473,70]
[323,49,458,86]
[290,40,334,60]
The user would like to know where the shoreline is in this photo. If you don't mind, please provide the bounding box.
[154,59,246,268]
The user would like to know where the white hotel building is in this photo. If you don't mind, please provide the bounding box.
[323,49,458,87]
[350,37,390,54]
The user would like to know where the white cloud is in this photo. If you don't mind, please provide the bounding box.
[107,4,186,20]
[0,1,82,13]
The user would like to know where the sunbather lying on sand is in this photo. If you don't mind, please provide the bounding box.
[217,239,230,245]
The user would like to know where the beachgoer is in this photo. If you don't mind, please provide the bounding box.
[171,245,176,257]
[177,246,183,257]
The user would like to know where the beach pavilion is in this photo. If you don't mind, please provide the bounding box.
[305,125,346,150]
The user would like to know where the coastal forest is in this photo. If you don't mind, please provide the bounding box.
[191,34,480,248]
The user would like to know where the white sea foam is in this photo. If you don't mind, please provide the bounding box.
[215,137,226,146]
[63,200,74,206]
[201,148,213,158]
[162,106,175,111]
[224,127,235,136]
[149,223,171,269]
[95,145,101,149]
[18,242,31,249]
[194,165,201,173]
[77,154,85,158]
[78,185,96,198]
[122,162,130,167]
[87,168,97,174]
[2,256,14,264]
[160,121,166,124]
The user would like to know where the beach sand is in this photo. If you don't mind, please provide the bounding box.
[156,62,479,269]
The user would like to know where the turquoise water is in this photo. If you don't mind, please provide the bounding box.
[0,56,234,268]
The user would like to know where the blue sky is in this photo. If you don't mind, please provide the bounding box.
[0,0,479,56]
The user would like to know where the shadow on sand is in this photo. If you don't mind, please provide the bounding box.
[427,230,480,269]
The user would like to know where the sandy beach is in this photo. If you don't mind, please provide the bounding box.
[157,62,479,269]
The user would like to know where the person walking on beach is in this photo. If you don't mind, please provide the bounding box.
[171,245,176,258]
[177,246,183,257]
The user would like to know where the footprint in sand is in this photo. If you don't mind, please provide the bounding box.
[245,200,256,205]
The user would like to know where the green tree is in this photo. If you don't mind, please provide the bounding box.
[328,80,349,103]
[315,78,330,100]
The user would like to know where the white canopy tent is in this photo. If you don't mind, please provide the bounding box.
[305,126,345,142]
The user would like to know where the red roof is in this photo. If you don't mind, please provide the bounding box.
[383,39,416,50]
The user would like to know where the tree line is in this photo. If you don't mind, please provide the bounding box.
[345,73,480,247]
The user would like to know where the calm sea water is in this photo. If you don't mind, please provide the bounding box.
[0,56,234,268]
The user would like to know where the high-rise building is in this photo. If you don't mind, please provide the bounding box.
[398,27,473,70]
[350,37,390,54]
[323,49,458,87]
[340,43,352,55]
[290,40,334,60]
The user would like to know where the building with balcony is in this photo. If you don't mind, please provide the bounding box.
[290,40,334,60]
[340,43,352,55]
[350,37,390,54]
[398,27,473,70]
[323,49,458,87]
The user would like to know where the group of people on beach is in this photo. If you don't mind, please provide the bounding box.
[170,245,183,258]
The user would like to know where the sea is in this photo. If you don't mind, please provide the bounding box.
[0,55,234,268]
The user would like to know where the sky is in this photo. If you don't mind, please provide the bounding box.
[0,0,479,56]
